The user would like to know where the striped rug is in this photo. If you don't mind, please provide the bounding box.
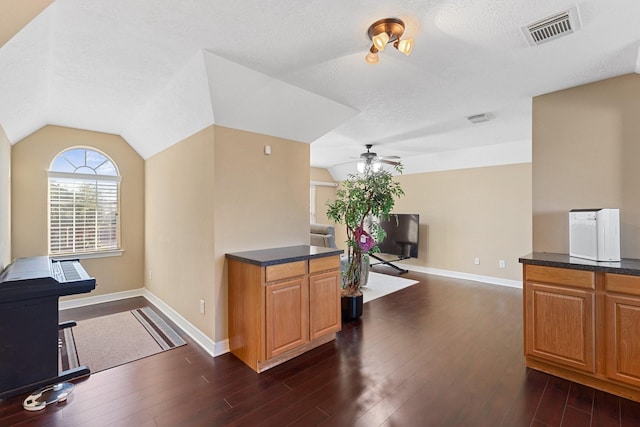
[59,307,186,373]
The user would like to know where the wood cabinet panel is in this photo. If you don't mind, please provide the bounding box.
[265,278,308,359]
[525,283,595,373]
[605,273,640,297]
[525,265,595,289]
[309,256,340,274]
[228,260,263,372]
[606,294,640,387]
[265,261,306,282]
[309,271,341,340]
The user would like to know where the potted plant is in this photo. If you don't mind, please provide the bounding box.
[326,164,404,320]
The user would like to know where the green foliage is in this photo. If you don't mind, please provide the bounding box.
[326,164,404,295]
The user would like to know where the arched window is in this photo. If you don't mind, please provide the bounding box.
[48,147,121,256]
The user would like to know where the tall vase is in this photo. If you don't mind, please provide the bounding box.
[359,255,370,288]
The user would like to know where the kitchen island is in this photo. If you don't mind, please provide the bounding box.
[520,252,640,402]
[227,245,343,373]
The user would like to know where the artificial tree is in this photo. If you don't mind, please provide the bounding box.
[326,164,404,297]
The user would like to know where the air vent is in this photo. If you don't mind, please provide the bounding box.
[467,113,491,124]
[521,5,582,47]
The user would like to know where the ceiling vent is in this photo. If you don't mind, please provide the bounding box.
[521,5,582,47]
[467,113,491,124]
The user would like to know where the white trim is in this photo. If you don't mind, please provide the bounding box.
[58,287,229,357]
[142,289,227,357]
[310,180,337,187]
[52,249,124,261]
[400,264,522,289]
[59,288,144,310]
[48,170,122,182]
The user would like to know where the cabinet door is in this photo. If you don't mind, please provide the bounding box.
[309,270,341,340]
[525,283,595,373]
[265,278,308,359]
[606,294,640,386]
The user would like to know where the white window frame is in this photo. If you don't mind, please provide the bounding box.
[48,148,123,259]
[310,185,317,224]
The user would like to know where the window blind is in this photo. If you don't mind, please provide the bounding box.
[49,175,120,255]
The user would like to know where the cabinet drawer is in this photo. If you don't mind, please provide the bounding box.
[309,256,340,274]
[525,265,594,289]
[265,261,306,283]
[605,273,640,296]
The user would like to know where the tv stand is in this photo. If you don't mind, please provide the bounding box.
[369,253,409,274]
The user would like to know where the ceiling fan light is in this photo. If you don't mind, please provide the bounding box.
[372,31,389,51]
[396,38,414,55]
[365,49,379,64]
[372,161,382,172]
[357,161,366,173]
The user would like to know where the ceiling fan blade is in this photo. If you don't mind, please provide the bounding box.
[332,159,360,167]
[380,159,400,166]
[380,155,400,160]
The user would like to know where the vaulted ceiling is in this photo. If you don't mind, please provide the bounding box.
[2,1,640,180]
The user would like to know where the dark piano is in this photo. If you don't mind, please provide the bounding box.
[0,256,96,399]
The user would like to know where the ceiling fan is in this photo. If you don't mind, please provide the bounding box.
[355,144,400,173]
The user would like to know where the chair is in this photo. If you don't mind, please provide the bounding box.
[310,224,336,248]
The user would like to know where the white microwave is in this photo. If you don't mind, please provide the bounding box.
[569,208,620,262]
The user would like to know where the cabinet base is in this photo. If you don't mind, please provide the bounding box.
[526,357,640,403]
[256,333,336,373]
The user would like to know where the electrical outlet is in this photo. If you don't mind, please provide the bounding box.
[474,257,480,265]
[499,260,506,269]
[199,299,205,315]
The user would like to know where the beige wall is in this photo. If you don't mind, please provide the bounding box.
[310,167,337,227]
[533,74,640,257]
[0,125,10,270]
[145,126,216,337]
[0,0,52,48]
[145,125,310,343]
[393,164,532,280]
[213,126,310,341]
[11,125,145,297]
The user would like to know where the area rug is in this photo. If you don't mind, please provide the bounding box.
[361,272,419,303]
[59,307,186,373]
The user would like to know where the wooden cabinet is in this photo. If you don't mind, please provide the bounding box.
[309,271,341,340]
[522,259,640,402]
[265,277,308,359]
[525,282,595,373]
[227,247,341,373]
[605,273,640,387]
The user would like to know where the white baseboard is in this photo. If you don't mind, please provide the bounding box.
[401,264,522,289]
[142,289,229,357]
[58,287,229,357]
[59,288,144,310]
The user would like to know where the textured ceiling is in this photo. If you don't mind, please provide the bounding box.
[1,0,640,180]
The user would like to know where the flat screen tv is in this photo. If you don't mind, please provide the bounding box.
[375,214,419,258]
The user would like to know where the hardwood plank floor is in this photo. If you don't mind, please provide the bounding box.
[2,268,640,426]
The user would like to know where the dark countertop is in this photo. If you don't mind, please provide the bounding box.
[519,252,640,276]
[226,245,343,267]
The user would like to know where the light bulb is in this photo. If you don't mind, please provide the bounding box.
[372,32,389,51]
[396,38,413,56]
[372,162,382,172]
[357,161,366,173]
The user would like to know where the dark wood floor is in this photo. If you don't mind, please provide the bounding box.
[2,268,640,426]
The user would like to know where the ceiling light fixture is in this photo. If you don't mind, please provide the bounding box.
[357,160,382,174]
[365,18,414,64]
